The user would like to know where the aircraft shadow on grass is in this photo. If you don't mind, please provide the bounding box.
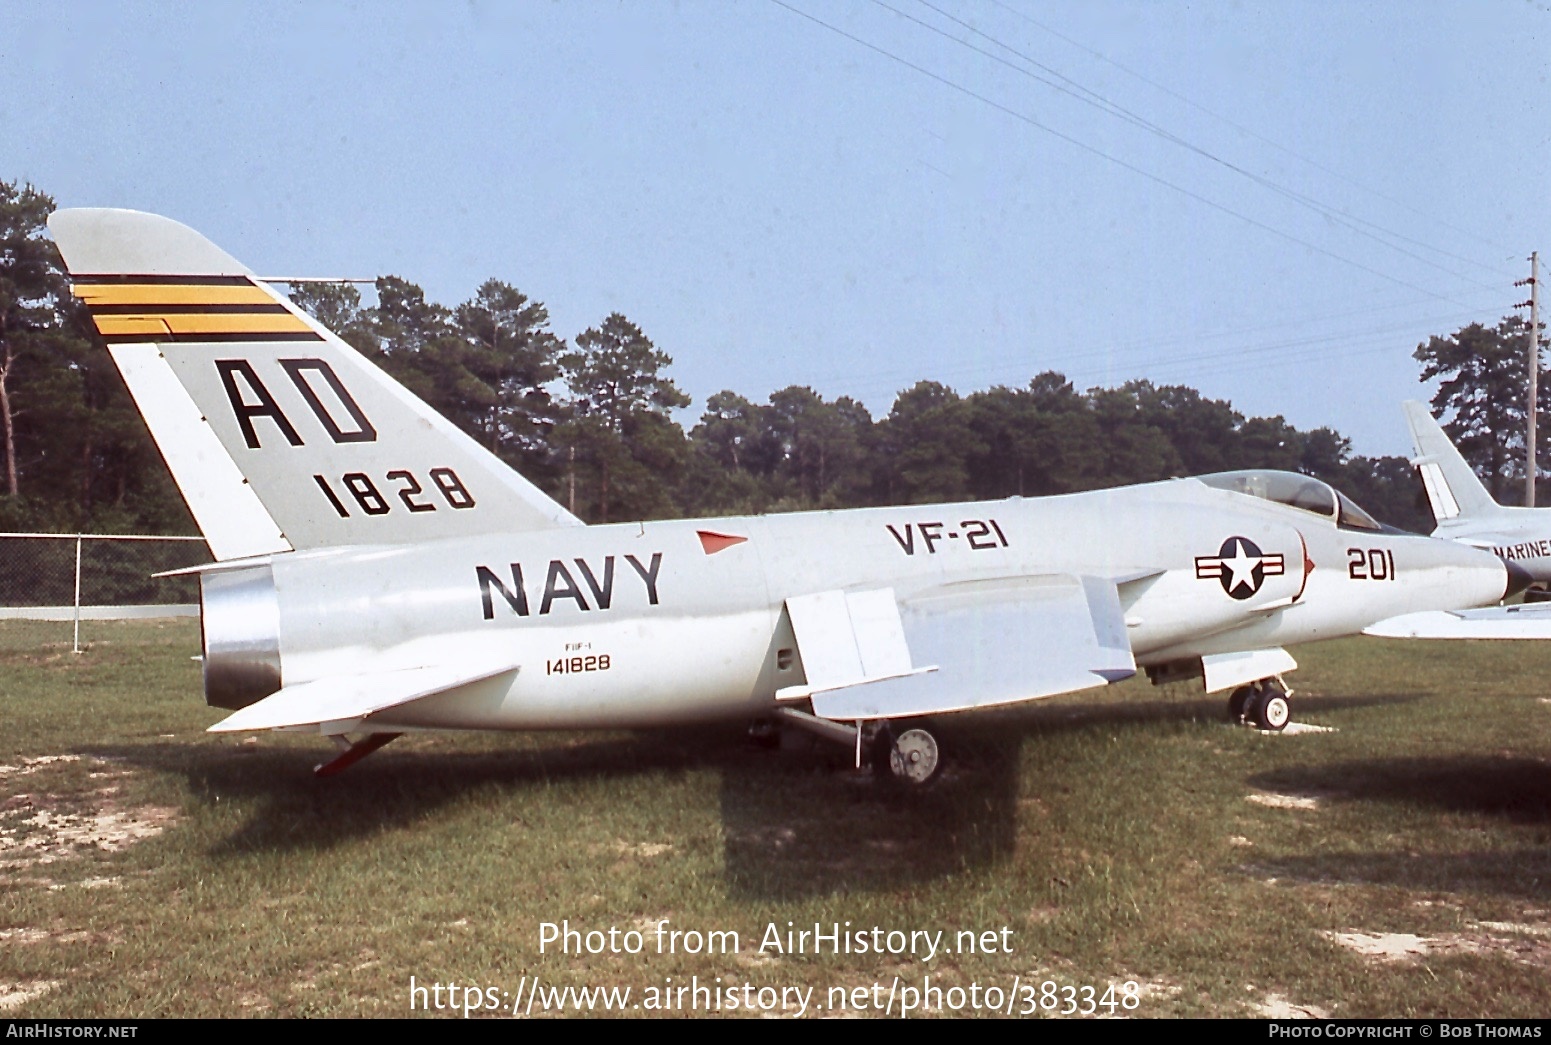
[89,731,757,857]
[86,725,1024,897]
[1251,755,1551,823]
[718,723,1025,901]
[1246,846,1551,903]
[1244,755,1551,900]
[87,726,1025,886]
[82,688,1429,896]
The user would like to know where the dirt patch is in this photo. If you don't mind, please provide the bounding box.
[1326,931,1441,959]
[0,981,61,1013]
[1476,920,1551,936]
[1247,791,1321,810]
[0,756,177,873]
[1126,977,1182,1008]
[1,803,177,868]
[1325,925,1551,967]
[1255,992,1331,1019]
[0,925,111,946]
[0,755,82,779]
[614,841,672,858]
[1020,967,1179,1016]
[70,877,123,890]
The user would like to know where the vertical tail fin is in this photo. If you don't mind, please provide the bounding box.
[48,209,581,560]
[1402,400,1502,522]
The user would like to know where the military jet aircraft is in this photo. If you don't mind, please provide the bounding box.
[46,209,1527,782]
[1365,401,1551,639]
[1404,400,1551,583]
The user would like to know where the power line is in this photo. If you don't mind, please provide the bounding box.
[982,0,1520,258]
[769,0,1491,308]
[1057,292,1510,359]
[812,304,1506,404]
[888,0,1512,289]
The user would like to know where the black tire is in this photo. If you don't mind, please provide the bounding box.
[870,724,897,780]
[1245,684,1291,732]
[1227,686,1253,723]
[1256,693,1291,731]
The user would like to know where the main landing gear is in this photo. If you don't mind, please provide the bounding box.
[767,708,946,788]
[869,721,944,788]
[1227,678,1291,732]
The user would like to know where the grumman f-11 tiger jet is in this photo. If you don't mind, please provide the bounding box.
[47,209,1530,783]
[1404,399,1551,583]
[1365,401,1551,640]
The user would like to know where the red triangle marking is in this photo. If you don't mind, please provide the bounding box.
[697,530,748,555]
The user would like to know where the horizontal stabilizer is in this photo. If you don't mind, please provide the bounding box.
[1364,604,1551,640]
[808,574,1135,721]
[208,659,521,733]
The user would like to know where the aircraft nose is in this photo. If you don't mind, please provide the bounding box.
[1503,559,1534,600]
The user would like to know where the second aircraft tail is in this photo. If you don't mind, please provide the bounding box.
[1402,400,1502,523]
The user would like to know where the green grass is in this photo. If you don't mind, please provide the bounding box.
[2,622,1551,1017]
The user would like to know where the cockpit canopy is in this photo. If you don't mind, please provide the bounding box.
[1196,470,1384,533]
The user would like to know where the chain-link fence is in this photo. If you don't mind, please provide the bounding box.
[0,533,210,653]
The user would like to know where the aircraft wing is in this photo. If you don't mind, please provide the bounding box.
[207,658,522,733]
[1364,603,1551,640]
[783,575,1136,721]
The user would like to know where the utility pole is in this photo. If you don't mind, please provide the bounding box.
[1517,252,1540,506]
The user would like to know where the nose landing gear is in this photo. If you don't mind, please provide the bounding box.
[1227,678,1291,732]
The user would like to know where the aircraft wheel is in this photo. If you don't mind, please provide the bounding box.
[873,724,944,787]
[1245,682,1291,732]
[1227,686,1253,724]
[746,718,780,750]
[869,724,897,779]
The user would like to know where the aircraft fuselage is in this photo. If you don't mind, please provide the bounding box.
[202,476,1510,732]
[1433,510,1551,585]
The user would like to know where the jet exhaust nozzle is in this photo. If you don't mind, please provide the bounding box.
[201,565,283,710]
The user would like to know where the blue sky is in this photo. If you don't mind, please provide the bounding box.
[5,1,1547,457]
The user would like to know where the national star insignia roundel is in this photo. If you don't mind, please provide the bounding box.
[1195,536,1285,600]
